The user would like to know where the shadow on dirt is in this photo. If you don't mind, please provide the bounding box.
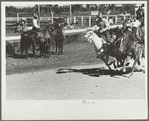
[56,67,134,77]
[8,51,58,59]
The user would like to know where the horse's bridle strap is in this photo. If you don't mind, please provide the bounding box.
[122,39,136,54]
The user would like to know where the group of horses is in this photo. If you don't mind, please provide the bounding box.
[7,18,145,77]
[84,27,145,77]
[11,21,65,59]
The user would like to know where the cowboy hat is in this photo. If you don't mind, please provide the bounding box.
[33,14,38,18]
[97,12,103,18]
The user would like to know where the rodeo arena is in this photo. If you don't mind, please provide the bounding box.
[5,2,146,103]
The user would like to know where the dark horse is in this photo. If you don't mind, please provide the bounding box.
[119,31,144,77]
[20,30,39,59]
[6,41,15,58]
[20,24,55,59]
[84,30,127,71]
[52,22,65,55]
[39,24,55,58]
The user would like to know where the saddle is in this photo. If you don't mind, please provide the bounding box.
[35,32,43,38]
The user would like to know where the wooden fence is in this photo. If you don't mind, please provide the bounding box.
[6,14,133,26]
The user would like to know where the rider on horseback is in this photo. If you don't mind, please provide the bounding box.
[32,14,41,32]
[91,12,111,44]
[32,14,43,40]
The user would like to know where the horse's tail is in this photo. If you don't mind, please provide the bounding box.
[20,34,25,53]
[6,41,15,57]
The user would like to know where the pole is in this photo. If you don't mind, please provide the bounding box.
[51,10,53,24]
[17,13,19,23]
[38,5,40,27]
[70,4,72,24]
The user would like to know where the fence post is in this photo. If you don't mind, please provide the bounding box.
[17,13,19,23]
[81,16,83,27]
[123,16,126,21]
[80,17,84,42]
[89,16,91,26]
[106,16,108,21]
[115,16,117,23]
[74,16,76,24]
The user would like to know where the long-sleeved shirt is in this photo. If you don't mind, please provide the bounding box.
[33,19,40,28]
[91,18,110,32]
[131,20,141,28]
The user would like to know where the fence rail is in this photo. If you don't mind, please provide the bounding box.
[6,24,122,42]
[6,14,134,26]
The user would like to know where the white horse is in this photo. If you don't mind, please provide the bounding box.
[84,30,117,70]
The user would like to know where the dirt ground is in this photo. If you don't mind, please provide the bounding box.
[6,24,146,100]
[6,42,103,75]
[6,41,146,100]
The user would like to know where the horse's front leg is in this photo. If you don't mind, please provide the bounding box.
[58,43,60,55]
[100,53,111,70]
[122,58,128,73]
[61,42,64,55]
[56,42,58,53]
[47,44,51,58]
[25,46,29,59]
[32,42,37,59]
[20,42,24,56]
[59,44,63,55]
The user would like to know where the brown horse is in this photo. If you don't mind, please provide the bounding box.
[84,30,127,70]
[20,30,39,59]
[20,24,55,59]
[119,31,144,77]
[39,24,55,58]
[6,41,15,58]
[52,23,65,55]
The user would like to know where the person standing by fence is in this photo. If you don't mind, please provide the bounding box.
[131,16,141,40]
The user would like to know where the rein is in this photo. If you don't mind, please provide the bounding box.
[121,36,136,54]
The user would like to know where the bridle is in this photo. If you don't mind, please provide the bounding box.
[85,31,95,42]
[120,36,136,54]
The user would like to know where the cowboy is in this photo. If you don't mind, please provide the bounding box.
[91,12,111,43]
[122,18,130,33]
[32,14,41,32]
[131,16,141,40]
[136,6,144,20]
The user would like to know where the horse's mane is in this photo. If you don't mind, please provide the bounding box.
[44,24,53,30]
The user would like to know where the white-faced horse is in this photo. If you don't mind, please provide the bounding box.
[84,30,127,70]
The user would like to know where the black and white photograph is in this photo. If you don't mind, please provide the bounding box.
[2,1,148,120]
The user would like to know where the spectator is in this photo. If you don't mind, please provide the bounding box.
[109,17,113,25]
[121,18,125,24]
[75,20,79,26]
[136,6,144,20]
[131,16,141,40]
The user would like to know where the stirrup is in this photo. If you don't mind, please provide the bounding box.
[106,42,111,45]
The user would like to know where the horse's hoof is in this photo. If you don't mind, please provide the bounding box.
[122,68,126,73]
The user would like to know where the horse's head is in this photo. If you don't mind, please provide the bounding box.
[119,37,128,52]
[84,31,95,43]
[15,25,23,33]
[45,24,55,32]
